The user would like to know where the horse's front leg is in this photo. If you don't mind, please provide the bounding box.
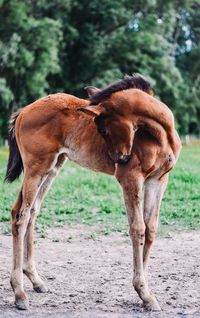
[143,175,168,275]
[116,170,160,311]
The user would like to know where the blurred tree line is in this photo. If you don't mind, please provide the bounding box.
[0,0,199,141]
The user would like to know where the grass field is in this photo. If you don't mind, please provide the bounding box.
[0,145,200,236]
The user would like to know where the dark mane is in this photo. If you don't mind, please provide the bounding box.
[89,74,152,105]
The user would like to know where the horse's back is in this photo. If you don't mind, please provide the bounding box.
[15,93,88,158]
[23,93,88,113]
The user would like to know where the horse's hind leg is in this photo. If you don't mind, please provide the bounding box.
[23,154,67,293]
[143,174,168,275]
[11,172,43,310]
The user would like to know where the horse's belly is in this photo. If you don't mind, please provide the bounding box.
[65,147,115,175]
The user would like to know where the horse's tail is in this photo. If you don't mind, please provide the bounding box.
[5,109,23,183]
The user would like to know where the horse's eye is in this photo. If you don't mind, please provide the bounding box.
[99,128,108,137]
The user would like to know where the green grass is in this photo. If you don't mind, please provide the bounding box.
[0,145,200,236]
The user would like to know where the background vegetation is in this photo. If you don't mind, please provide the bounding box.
[0,0,200,141]
[0,1,199,234]
[1,145,200,236]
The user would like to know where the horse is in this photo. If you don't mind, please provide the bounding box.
[5,74,181,311]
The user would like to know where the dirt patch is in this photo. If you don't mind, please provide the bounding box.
[0,224,200,318]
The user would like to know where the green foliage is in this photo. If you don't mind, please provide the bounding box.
[0,145,200,236]
[0,0,199,138]
[0,0,62,138]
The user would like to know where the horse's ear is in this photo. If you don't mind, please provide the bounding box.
[77,105,102,118]
[84,86,101,98]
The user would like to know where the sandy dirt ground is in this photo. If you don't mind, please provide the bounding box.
[0,224,200,318]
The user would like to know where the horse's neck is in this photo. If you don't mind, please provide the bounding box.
[63,113,115,175]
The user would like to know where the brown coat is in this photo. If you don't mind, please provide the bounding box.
[6,75,181,311]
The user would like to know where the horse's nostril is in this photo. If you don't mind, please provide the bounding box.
[168,154,173,162]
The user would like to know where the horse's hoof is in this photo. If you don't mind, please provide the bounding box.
[144,299,161,312]
[34,284,48,293]
[15,299,29,310]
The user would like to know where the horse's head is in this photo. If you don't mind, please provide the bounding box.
[77,75,153,164]
[78,103,135,164]
[78,74,179,165]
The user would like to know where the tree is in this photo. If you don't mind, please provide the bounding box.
[0,0,61,139]
[0,0,199,139]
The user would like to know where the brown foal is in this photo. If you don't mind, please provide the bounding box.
[5,75,181,311]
